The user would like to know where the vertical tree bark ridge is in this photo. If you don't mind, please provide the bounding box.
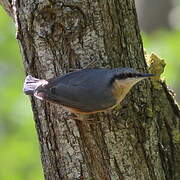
[1,0,179,180]
[99,0,146,69]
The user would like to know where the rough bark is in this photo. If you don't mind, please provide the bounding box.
[1,0,179,180]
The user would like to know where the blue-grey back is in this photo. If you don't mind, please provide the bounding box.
[44,67,140,112]
[46,69,117,112]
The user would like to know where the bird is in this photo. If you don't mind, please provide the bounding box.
[23,68,154,120]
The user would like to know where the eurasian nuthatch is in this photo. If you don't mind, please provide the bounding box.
[23,68,154,115]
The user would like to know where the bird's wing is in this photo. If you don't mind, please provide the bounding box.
[46,82,115,113]
[48,68,111,87]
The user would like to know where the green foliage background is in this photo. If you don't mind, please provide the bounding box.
[0,7,43,180]
[0,6,179,180]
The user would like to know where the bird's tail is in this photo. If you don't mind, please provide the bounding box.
[23,75,47,95]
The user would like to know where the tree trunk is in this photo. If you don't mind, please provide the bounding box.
[1,0,179,180]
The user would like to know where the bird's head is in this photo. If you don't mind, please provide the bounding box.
[110,68,155,102]
[111,67,154,86]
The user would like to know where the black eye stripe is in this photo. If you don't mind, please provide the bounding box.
[109,73,143,85]
[115,73,142,79]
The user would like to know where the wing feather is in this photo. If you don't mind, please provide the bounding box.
[46,83,115,112]
[44,69,116,112]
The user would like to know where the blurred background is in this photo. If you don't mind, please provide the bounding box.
[0,1,179,179]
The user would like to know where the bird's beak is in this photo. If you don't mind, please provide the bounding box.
[125,73,155,85]
[139,73,155,78]
[136,73,155,81]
